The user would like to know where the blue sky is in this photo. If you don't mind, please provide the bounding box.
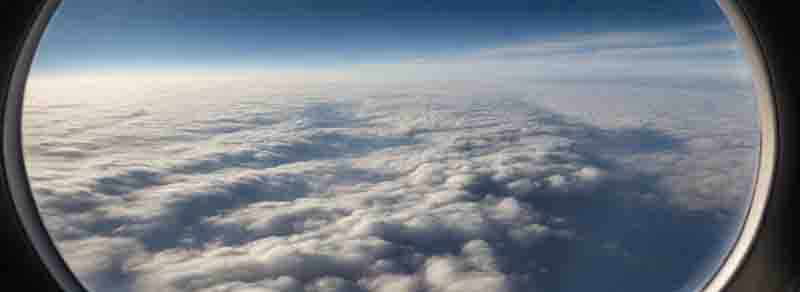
[34,0,731,72]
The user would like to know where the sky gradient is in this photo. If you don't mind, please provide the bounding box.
[34,0,731,72]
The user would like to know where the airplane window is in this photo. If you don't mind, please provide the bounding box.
[21,1,762,292]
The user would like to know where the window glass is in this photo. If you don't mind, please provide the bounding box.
[23,1,759,292]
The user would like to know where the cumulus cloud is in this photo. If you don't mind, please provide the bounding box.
[23,24,758,292]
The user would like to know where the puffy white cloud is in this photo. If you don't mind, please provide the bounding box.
[197,277,303,292]
[22,24,758,292]
[362,274,420,292]
[423,250,512,292]
[57,236,145,291]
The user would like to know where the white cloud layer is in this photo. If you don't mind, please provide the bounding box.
[23,25,759,292]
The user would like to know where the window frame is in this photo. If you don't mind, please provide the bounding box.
[0,0,795,291]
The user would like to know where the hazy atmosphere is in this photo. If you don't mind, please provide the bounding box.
[23,1,759,292]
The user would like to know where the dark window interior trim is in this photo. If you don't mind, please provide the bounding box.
[1,0,87,292]
[704,0,778,291]
[723,1,800,291]
[0,1,796,292]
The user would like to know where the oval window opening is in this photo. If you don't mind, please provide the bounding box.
[22,1,762,292]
